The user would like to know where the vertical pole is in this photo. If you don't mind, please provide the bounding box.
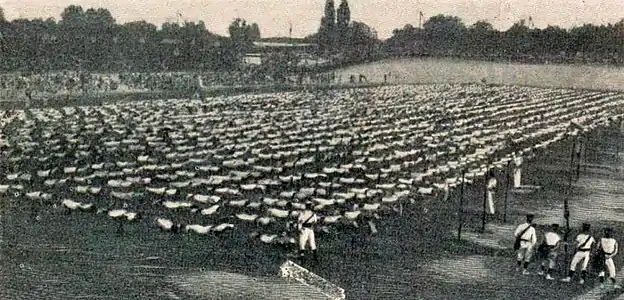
[481,171,488,233]
[457,170,465,241]
[503,160,511,223]
[563,137,575,275]
[583,137,588,172]
[569,137,576,178]
[618,121,622,166]
[576,138,582,181]
[619,119,623,159]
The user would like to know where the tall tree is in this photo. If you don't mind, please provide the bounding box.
[84,8,115,27]
[228,18,258,54]
[503,19,533,56]
[534,25,569,56]
[324,0,336,32]
[317,0,336,53]
[121,21,158,69]
[0,6,5,23]
[467,20,498,57]
[60,5,86,26]
[342,21,379,60]
[336,0,350,45]
[423,15,467,55]
[614,19,624,57]
[249,23,261,41]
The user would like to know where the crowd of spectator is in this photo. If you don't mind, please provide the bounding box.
[0,68,350,103]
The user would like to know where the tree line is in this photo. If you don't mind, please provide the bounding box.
[0,5,263,72]
[2,4,624,73]
[382,15,624,65]
[311,1,624,66]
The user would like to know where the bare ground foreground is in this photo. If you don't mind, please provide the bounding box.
[2,82,624,299]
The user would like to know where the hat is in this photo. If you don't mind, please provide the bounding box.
[526,214,535,222]
[582,223,591,231]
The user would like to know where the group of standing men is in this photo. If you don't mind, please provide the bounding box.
[515,214,620,288]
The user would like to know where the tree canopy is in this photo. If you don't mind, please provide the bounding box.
[387,15,624,64]
[0,5,261,72]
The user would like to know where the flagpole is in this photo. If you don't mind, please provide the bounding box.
[289,20,293,45]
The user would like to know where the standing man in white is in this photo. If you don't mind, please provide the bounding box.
[486,171,497,216]
[514,214,537,275]
[298,202,318,260]
[596,227,621,289]
[561,223,595,284]
[537,223,561,280]
[513,152,523,188]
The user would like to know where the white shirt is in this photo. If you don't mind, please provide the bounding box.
[514,223,537,246]
[544,232,561,246]
[600,238,618,257]
[575,233,595,251]
[488,178,497,190]
[514,156,523,168]
[298,210,317,228]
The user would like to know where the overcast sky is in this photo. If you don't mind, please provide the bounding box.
[2,0,623,39]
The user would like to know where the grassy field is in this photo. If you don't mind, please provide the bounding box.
[1,83,624,299]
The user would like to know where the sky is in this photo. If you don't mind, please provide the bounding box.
[1,0,623,39]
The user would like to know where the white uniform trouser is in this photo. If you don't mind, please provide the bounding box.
[486,190,495,214]
[299,228,316,251]
[599,257,617,279]
[517,245,533,262]
[513,168,522,188]
[570,251,591,271]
